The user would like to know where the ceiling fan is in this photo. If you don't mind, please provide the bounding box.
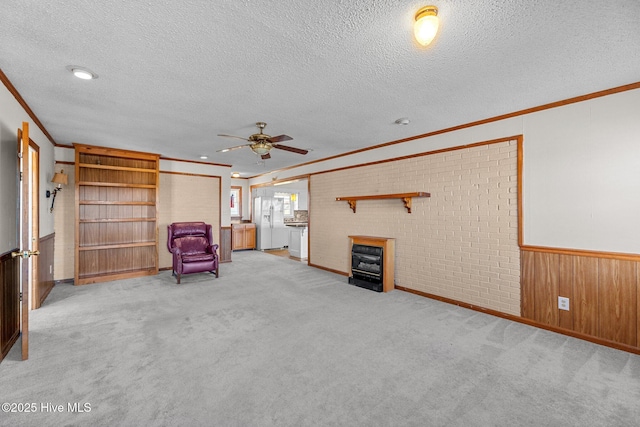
[217,122,308,159]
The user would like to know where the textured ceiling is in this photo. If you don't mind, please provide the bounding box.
[1,0,639,177]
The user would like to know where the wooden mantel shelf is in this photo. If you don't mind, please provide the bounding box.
[336,192,430,214]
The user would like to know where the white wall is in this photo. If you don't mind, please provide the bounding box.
[37,135,55,236]
[297,189,308,210]
[0,81,56,253]
[522,90,640,253]
[0,119,18,253]
[250,88,640,255]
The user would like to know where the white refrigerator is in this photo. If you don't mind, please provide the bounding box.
[254,197,289,250]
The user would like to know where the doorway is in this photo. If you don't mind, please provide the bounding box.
[0,124,21,363]
[251,177,310,261]
[28,141,43,309]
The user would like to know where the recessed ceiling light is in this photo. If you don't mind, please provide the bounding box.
[221,148,230,153]
[231,172,240,178]
[395,118,410,125]
[66,65,98,80]
[200,155,208,160]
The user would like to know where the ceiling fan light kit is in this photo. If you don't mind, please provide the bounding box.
[414,5,439,46]
[251,142,271,155]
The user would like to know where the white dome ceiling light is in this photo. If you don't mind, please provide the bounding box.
[414,6,439,47]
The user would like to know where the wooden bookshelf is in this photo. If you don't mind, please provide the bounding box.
[74,144,159,285]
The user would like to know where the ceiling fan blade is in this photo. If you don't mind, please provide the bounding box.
[272,144,308,155]
[216,143,250,153]
[261,153,271,160]
[267,134,293,143]
[218,134,250,142]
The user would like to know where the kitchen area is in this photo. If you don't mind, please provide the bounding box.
[231,178,308,260]
[283,209,308,259]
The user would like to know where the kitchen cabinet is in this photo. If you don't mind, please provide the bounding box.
[232,223,256,250]
[288,226,308,259]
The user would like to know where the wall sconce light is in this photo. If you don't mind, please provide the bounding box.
[291,193,297,202]
[50,170,68,213]
[414,6,439,46]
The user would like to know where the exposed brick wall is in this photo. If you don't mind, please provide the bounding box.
[309,140,520,315]
[159,173,221,269]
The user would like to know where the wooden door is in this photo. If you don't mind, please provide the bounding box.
[18,122,35,360]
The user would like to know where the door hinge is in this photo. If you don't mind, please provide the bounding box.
[19,292,23,302]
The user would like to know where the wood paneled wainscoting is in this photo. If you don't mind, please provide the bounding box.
[35,233,56,309]
[219,227,232,263]
[1,250,20,362]
[521,246,639,351]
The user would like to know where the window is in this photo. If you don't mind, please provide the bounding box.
[230,186,242,219]
[274,192,298,217]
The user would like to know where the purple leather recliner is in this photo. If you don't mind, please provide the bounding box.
[167,222,219,284]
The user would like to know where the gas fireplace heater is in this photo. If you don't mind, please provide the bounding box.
[349,244,384,292]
